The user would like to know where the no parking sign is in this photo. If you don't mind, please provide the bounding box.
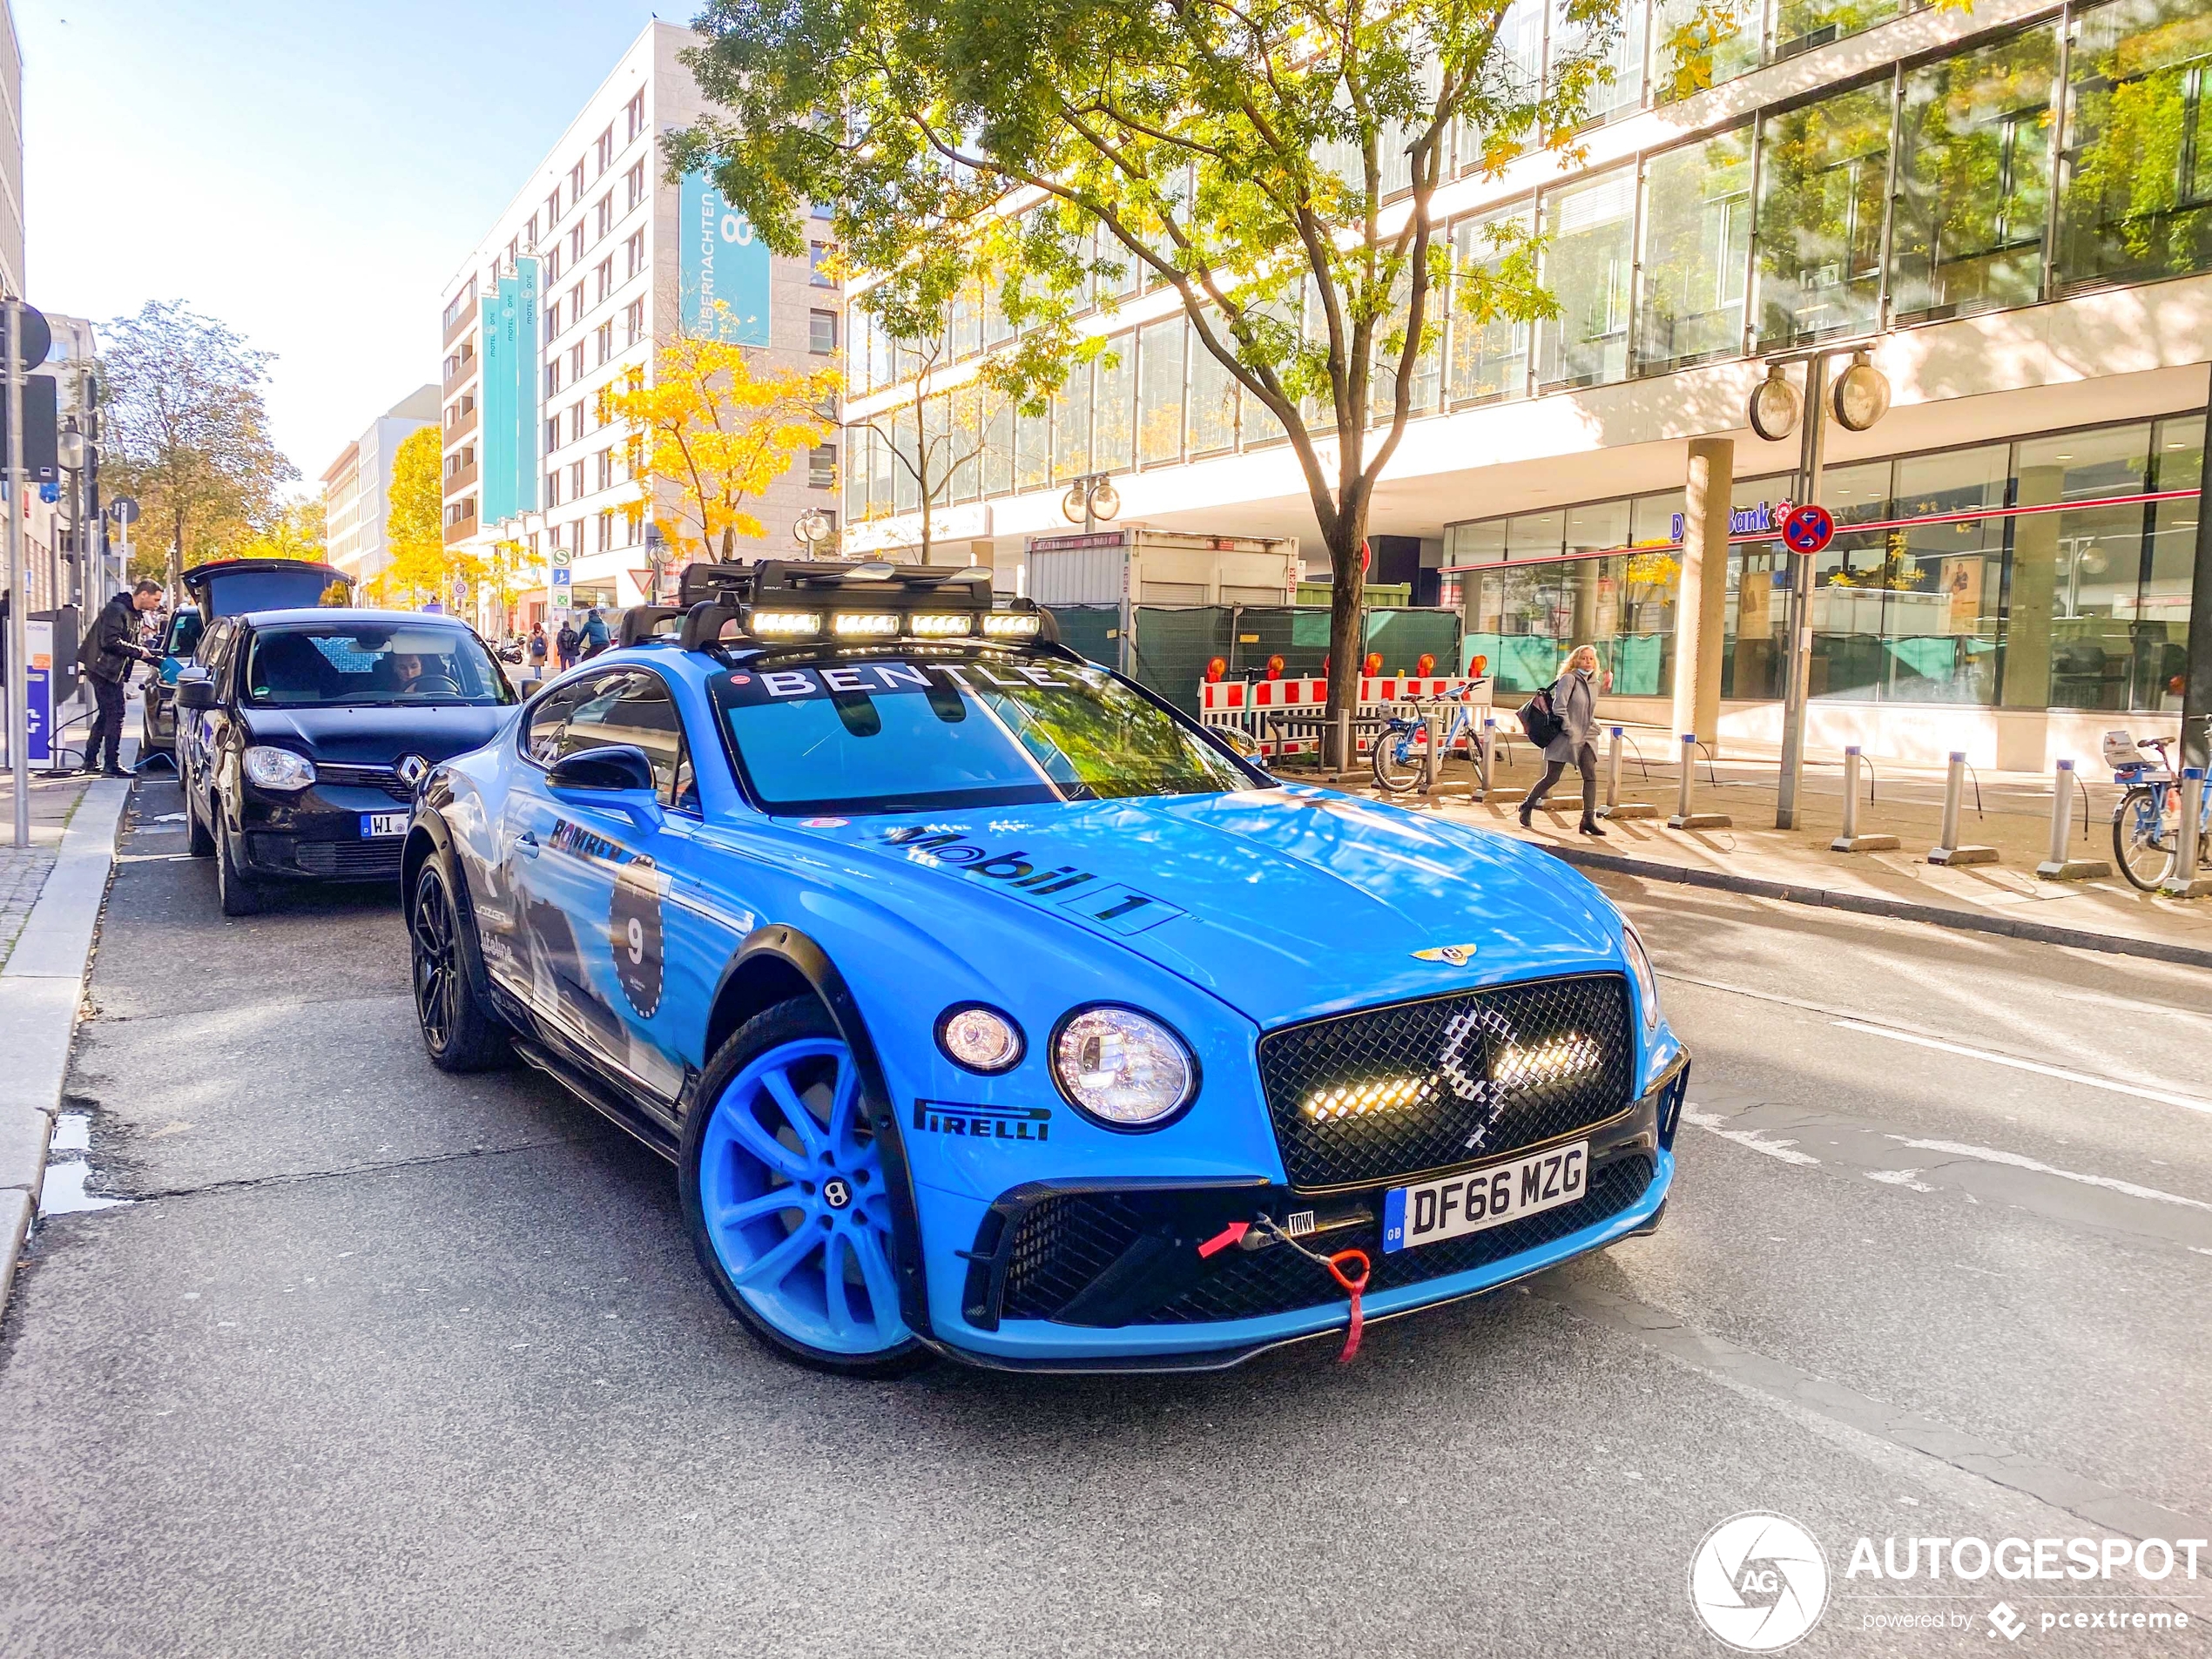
[1782,503,1835,555]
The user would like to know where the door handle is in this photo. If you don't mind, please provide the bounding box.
[516,831,540,858]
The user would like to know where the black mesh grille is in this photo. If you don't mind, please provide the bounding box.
[1256,974,1635,1191]
[294,839,406,878]
[1000,1191,1148,1319]
[995,1155,1654,1327]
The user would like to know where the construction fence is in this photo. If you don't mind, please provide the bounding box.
[1044,604,1463,716]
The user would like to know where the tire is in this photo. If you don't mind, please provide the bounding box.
[185,781,214,858]
[2114,783,2175,893]
[680,996,931,1378]
[1372,724,1422,793]
[408,856,513,1071]
[214,797,264,917]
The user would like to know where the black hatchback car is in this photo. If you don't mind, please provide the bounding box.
[175,609,518,914]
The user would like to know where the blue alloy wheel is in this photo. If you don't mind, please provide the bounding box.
[688,1003,923,1372]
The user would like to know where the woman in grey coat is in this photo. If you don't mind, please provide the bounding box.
[1519,644,1606,835]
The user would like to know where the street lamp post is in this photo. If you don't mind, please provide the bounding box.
[792,506,834,562]
[1061,472,1123,668]
[1754,347,1890,831]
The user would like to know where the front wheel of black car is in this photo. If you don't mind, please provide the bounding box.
[214,799,264,917]
[184,781,214,858]
[681,996,932,1379]
[410,859,512,1072]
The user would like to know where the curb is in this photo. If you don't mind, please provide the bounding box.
[1538,842,2212,972]
[0,778,131,1313]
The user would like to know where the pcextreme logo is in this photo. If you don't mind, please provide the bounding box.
[1689,1512,1831,1652]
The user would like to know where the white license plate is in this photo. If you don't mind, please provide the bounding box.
[1381,1141,1589,1253]
[361,813,408,839]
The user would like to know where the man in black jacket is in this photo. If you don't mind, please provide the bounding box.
[78,580,162,776]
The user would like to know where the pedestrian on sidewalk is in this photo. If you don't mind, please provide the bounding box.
[1520,644,1605,837]
[578,607,611,660]
[78,579,162,777]
[527,623,548,680]
[556,618,579,671]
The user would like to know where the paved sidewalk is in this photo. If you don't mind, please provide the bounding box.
[0,771,96,967]
[1328,736,2212,968]
[0,773,131,1312]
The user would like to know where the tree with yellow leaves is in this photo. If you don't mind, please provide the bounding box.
[364,425,477,611]
[598,313,838,570]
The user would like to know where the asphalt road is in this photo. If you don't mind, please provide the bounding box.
[3,774,2209,1657]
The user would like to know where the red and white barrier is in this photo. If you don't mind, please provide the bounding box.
[1198,676,1491,758]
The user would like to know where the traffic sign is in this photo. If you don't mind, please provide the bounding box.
[550,543,573,569]
[108,496,139,525]
[550,566,571,587]
[1782,503,1835,556]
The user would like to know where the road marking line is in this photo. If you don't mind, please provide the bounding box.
[1831,1020,2212,1116]
[1885,1136,2212,1215]
[1682,1108,1820,1165]
[1865,1168,1935,1192]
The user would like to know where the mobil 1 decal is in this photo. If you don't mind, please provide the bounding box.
[880,826,1188,936]
[610,854,667,1018]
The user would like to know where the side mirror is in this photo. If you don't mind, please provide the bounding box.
[1212,726,1274,774]
[546,743,663,833]
[175,671,216,711]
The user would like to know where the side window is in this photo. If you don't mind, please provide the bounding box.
[520,673,613,767]
[199,620,239,691]
[577,671,695,810]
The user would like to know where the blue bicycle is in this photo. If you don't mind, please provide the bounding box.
[2109,716,2212,892]
[1372,688,1482,793]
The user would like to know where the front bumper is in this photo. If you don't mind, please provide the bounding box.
[232,779,416,885]
[921,1055,1688,1370]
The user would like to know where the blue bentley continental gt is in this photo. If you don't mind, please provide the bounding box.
[404,559,1688,1375]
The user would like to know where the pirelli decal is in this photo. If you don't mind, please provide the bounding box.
[880,827,1188,936]
[913,1100,1053,1141]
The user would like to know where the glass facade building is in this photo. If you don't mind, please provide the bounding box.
[1445,412,2203,711]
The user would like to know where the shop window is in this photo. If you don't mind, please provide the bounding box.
[1635,126,1753,374]
[1892,28,2059,324]
[2057,0,2212,289]
[2005,424,2153,711]
[1753,82,1893,348]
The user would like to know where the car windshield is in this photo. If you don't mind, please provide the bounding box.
[710,649,1257,815]
[242,624,515,708]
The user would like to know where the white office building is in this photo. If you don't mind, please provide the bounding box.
[436,21,841,630]
[321,385,439,588]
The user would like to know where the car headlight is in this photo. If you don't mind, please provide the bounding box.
[936,1004,1024,1073]
[1622,921,1661,1030]
[1051,1006,1197,1129]
[242,745,316,791]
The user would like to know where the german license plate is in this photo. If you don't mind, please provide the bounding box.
[361,813,408,839]
[1381,1142,1589,1253]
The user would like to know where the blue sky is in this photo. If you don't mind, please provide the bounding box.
[19,0,667,489]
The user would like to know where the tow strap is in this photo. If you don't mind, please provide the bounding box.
[1197,1215,1372,1364]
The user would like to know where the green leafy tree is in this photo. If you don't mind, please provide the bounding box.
[100,300,297,594]
[674,0,1615,735]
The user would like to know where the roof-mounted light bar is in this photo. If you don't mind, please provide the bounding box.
[674,559,1058,651]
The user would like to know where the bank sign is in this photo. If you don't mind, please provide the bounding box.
[1669,499,1792,543]
[679,170,771,345]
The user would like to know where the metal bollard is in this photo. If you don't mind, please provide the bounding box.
[1928,752,1996,866]
[1597,725,1656,820]
[1831,745,1898,853]
[1420,707,1440,792]
[2161,768,2212,898]
[2035,759,2111,880]
[1478,718,1497,800]
[1668,733,1730,830]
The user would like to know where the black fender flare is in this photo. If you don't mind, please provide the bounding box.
[707,924,936,1345]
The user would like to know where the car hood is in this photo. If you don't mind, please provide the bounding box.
[241,703,514,765]
[787,786,1628,1029]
